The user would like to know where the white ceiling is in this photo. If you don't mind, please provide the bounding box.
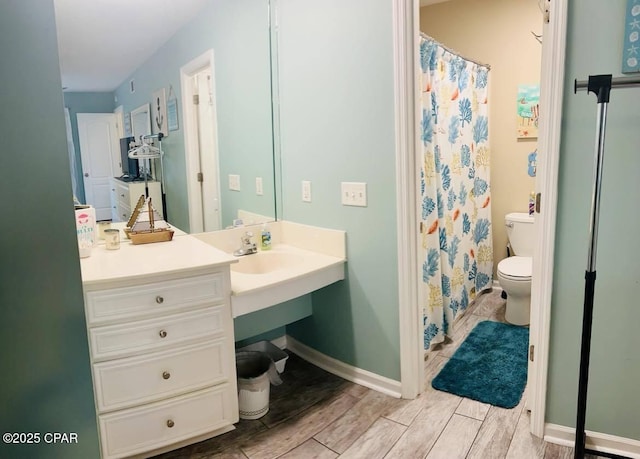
[54,0,209,92]
[55,0,451,92]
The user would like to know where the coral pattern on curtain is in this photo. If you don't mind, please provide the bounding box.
[419,35,493,350]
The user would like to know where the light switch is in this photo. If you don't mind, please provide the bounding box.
[228,174,240,191]
[256,177,263,196]
[341,182,367,207]
[302,180,312,202]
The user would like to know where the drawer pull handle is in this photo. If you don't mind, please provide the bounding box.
[156,296,164,304]
[120,193,125,197]
[159,329,167,338]
[166,419,174,428]
[162,371,171,380]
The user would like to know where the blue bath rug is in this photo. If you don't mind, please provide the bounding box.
[431,320,529,409]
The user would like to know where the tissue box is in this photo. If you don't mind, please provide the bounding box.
[75,205,97,247]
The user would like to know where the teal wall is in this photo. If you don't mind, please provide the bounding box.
[113,0,275,232]
[0,1,99,458]
[63,92,115,203]
[234,296,312,342]
[277,0,400,381]
[546,0,640,440]
[7,2,637,455]
[235,327,286,349]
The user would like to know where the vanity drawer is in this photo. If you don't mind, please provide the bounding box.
[85,273,224,325]
[99,385,235,459]
[93,340,229,412]
[116,204,130,223]
[115,184,130,206]
[89,307,226,362]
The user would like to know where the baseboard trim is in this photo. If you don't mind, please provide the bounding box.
[285,335,402,398]
[492,279,502,290]
[544,423,640,458]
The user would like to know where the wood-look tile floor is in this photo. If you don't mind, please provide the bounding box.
[154,290,593,459]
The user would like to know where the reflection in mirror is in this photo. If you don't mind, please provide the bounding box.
[56,0,278,234]
[130,104,151,140]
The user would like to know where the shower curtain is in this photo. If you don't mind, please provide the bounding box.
[419,35,493,349]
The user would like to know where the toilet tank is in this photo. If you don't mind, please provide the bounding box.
[505,212,535,256]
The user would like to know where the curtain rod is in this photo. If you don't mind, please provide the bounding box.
[420,32,491,70]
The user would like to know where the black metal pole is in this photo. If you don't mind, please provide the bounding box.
[574,270,596,459]
[573,75,610,459]
[572,76,632,459]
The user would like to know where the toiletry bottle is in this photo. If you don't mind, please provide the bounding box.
[261,223,272,251]
[529,192,536,216]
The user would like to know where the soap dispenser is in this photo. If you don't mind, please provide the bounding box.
[260,223,272,251]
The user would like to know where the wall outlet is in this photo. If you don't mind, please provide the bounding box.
[228,174,240,191]
[341,182,367,207]
[256,177,263,196]
[302,180,312,202]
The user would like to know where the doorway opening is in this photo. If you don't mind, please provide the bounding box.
[418,0,543,397]
[396,0,567,438]
[181,50,222,233]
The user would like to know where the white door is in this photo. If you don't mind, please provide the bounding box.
[113,105,125,138]
[77,113,120,221]
[195,69,221,231]
[181,50,222,233]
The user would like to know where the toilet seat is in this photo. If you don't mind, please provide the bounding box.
[497,256,532,281]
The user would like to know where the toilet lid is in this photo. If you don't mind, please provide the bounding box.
[498,256,532,278]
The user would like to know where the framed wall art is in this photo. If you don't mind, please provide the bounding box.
[151,88,168,136]
[516,84,540,139]
[622,0,640,74]
[167,85,179,131]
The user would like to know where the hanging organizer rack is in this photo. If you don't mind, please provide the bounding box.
[128,132,168,221]
[573,74,640,459]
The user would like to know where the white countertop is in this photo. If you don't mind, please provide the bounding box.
[81,234,237,288]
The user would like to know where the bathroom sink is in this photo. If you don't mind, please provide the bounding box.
[192,223,346,317]
[231,250,304,275]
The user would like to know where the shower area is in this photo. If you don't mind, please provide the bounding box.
[418,34,494,351]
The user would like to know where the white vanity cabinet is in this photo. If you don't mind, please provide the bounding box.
[81,236,238,459]
[110,178,163,222]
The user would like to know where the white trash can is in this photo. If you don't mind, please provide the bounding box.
[236,351,282,420]
[237,340,289,374]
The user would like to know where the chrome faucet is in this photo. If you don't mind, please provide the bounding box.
[233,231,257,256]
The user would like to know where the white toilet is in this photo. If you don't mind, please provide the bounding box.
[497,212,535,326]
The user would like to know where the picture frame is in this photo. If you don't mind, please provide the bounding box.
[123,112,132,137]
[516,84,540,139]
[151,88,168,136]
[622,0,640,74]
[167,97,179,131]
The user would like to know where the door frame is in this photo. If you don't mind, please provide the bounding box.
[528,0,568,437]
[181,49,220,233]
[394,0,568,437]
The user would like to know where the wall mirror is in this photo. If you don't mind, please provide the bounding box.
[56,0,279,234]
